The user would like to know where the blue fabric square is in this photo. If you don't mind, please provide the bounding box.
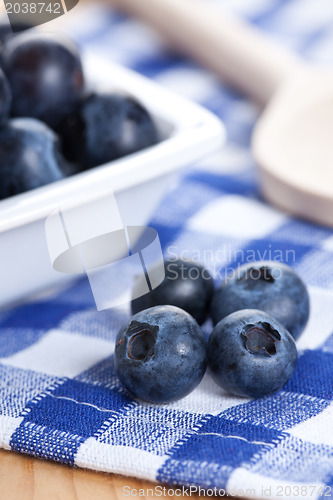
[239,239,313,270]
[50,278,95,308]
[21,380,134,437]
[150,178,222,229]
[270,220,333,248]
[158,459,233,490]
[158,415,284,489]
[0,328,46,358]
[10,422,85,465]
[222,392,331,431]
[283,350,333,400]
[187,170,258,197]
[167,415,282,465]
[0,303,83,330]
[132,54,186,79]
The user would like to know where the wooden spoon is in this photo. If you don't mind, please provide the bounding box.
[109,0,333,227]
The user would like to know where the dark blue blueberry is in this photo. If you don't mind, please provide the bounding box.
[208,309,298,398]
[114,305,207,403]
[2,32,84,128]
[0,118,67,199]
[131,259,214,325]
[61,92,158,169]
[0,67,11,125]
[210,261,309,340]
[55,108,85,166]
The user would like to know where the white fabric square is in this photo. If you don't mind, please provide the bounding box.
[227,100,258,127]
[297,286,333,351]
[156,67,220,102]
[220,0,274,18]
[0,416,24,449]
[0,330,113,378]
[270,0,333,34]
[187,195,285,238]
[75,439,167,480]
[289,403,333,446]
[96,404,200,456]
[227,468,323,500]
[0,364,62,417]
[197,145,252,174]
[165,373,246,416]
[321,235,333,252]
[99,21,164,66]
[307,34,333,64]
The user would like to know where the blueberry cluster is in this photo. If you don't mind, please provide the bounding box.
[115,259,309,403]
[0,25,158,200]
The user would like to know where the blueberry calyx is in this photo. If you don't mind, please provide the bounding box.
[238,266,275,287]
[124,320,158,362]
[242,322,281,356]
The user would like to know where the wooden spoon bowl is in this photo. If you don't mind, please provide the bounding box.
[110,0,333,227]
[254,69,333,226]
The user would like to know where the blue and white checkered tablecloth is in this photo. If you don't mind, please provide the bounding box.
[1,1,333,497]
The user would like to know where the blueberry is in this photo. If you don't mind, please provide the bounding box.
[0,118,67,199]
[55,108,85,166]
[131,259,214,325]
[0,67,11,125]
[210,261,309,340]
[208,309,298,398]
[114,305,207,403]
[58,92,158,169]
[2,32,84,128]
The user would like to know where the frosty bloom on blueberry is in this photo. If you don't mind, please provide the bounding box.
[114,305,208,404]
[208,309,298,398]
[58,92,159,170]
[0,118,67,199]
[210,260,309,339]
[3,32,84,129]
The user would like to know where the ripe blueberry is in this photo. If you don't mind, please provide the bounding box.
[210,261,309,340]
[2,32,84,128]
[208,309,298,398]
[115,305,207,403]
[131,259,215,325]
[58,92,158,169]
[0,118,66,199]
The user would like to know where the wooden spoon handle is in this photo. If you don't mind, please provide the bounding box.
[109,0,303,106]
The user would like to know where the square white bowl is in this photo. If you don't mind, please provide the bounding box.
[0,52,226,308]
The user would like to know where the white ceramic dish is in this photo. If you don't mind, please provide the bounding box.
[0,52,225,308]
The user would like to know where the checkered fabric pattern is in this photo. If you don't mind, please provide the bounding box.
[1,1,333,498]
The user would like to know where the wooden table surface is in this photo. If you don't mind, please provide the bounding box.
[0,449,208,500]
